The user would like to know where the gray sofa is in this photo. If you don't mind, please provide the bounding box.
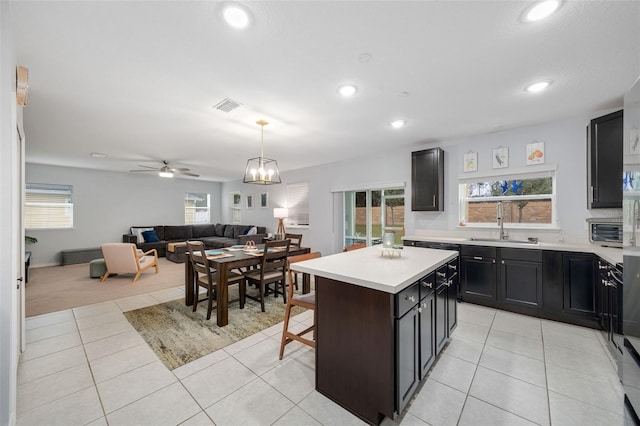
[122,224,267,257]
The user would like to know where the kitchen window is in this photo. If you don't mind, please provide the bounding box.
[184,192,210,224]
[287,182,309,227]
[459,169,556,228]
[25,183,74,229]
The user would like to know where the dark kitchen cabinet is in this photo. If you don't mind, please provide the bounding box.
[460,245,497,305]
[411,148,444,211]
[598,258,623,353]
[588,110,623,209]
[418,273,436,378]
[563,253,598,324]
[447,261,458,336]
[434,260,458,355]
[499,248,543,313]
[395,300,419,413]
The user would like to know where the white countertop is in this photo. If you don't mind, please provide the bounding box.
[403,235,623,265]
[293,246,457,294]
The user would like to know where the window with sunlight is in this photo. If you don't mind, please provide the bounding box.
[25,183,74,229]
[184,192,210,224]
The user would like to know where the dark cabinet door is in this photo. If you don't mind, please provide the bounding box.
[588,110,623,208]
[447,262,458,336]
[563,253,598,320]
[396,306,419,412]
[419,290,435,378]
[460,256,497,303]
[411,148,444,211]
[435,265,449,356]
[499,259,543,310]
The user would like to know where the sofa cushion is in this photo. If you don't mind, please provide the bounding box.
[141,230,160,243]
[223,225,235,238]
[164,225,193,241]
[199,236,234,249]
[256,226,267,235]
[215,223,225,236]
[192,224,216,238]
[232,225,247,238]
[131,227,154,243]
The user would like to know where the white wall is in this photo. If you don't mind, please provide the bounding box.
[223,110,622,258]
[1,1,19,424]
[25,164,223,266]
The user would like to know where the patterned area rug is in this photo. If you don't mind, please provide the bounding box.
[124,290,304,370]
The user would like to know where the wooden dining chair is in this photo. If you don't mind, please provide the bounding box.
[344,242,367,252]
[186,241,245,320]
[243,239,291,312]
[284,232,302,247]
[280,251,321,359]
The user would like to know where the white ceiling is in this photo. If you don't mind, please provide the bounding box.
[10,1,640,182]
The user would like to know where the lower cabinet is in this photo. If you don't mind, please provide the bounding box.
[499,248,543,314]
[419,273,436,377]
[395,298,419,413]
[563,253,598,322]
[460,246,497,304]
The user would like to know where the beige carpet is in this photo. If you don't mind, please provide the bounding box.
[26,258,185,317]
[124,291,305,370]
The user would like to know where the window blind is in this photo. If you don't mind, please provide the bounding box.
[25,184,73,229]
[287,182,309,226]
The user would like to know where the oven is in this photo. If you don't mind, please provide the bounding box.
[587,217,623,247]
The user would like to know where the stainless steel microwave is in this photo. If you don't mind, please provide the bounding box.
[586,217,623,247]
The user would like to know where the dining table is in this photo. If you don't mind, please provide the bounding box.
[184,244,311,327]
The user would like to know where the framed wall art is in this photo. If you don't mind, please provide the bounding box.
[260,192,269,208]
[492,146,509,169]
[526,141,545,165]
[246,194,254,209]
[463,151,478,172]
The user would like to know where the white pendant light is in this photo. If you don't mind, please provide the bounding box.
[243,120,282,185]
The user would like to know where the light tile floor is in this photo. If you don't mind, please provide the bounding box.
[17,289,633,426]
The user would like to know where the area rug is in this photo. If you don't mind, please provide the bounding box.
[124,291,305,370]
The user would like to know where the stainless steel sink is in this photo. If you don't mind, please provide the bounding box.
[468,237,540,245]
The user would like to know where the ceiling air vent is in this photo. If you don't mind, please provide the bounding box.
[213,97,241,113]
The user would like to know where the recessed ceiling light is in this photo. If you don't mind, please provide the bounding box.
[524,0,561,22]
[338,85,358,97]
[90,152,107,158]
[223,4,250,29]
[525,80,552,93]
[390,119,406,129]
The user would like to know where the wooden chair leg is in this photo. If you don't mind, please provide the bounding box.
[206,285,214,320]
[239,280,246,309]
[259,282,265,312]
[100,270,110,282]
[279,303,293,360]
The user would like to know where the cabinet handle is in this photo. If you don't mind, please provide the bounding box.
[422,281,433,289]
[422,302,427,309]
[473,256,483,260]
[406,295,416,303]
[598,263,609,270]
[589,185,595,204]
[448,264,457,271]
[433,194,436,206]
[436,271,446,278]
[492,259,496,263]
[501,260,505,264]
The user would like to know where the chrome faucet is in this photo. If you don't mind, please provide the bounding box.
[497,201,508,240]
[631,200,640,247]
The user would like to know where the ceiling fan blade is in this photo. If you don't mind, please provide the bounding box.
[170,168,190,172]
[135,164,159,170]
[129,169,156,172]
[176,171,200,177]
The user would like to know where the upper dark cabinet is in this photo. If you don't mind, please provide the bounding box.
[588,110,623,209]
[411,148,444,211]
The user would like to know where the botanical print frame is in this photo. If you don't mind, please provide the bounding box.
[260,192,269,208]
[492,147,509,169]
[631,128,640,155]
[246,194,254,209]
[463,151,478,172]
[232,192,241,208]
[526,141,545,165]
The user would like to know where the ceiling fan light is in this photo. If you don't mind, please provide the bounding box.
[524,0,561,22]
[390,119,406,129]
[525,80,552,93]
[338,85,358,97]
[223,4,250,29]
[159,171,174,178]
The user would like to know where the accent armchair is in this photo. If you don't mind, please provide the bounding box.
[100,243,159,283]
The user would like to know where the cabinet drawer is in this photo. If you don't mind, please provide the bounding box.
[501,248,542,262]
[460,245,496,258]
[396,283,420,317]
[419,272,435,300]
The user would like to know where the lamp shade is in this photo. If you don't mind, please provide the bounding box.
[273,208,288,219]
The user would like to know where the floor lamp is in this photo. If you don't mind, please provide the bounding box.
[273,208,288,240]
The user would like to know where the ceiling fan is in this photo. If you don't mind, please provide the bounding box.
[129,161,199,178]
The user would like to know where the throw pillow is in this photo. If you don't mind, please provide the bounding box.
[241,226,251,235]
[247,226,258,235]
[131,227,154,243]
[223,225,235,238]
[141,230,160,243]
[215,223,225,236]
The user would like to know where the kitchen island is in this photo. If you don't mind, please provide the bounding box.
[294,246,458,425]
